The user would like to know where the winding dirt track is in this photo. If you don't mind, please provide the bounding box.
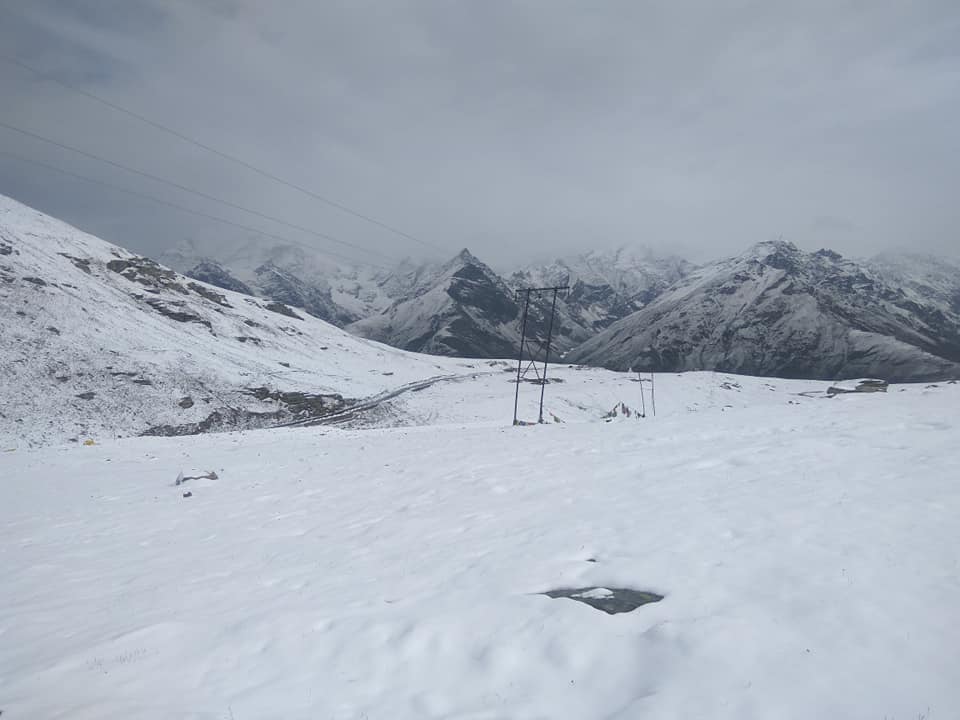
[280,371,500,428]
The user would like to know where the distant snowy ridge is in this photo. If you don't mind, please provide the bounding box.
[160,238,694,359]
[568,241,960,382]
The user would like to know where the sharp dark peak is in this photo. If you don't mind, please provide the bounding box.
[455,248,478,264]
[440,248,489,276]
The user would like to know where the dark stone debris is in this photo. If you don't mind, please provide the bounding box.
[264,302,303,320]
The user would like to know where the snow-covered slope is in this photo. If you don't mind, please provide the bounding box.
[348,249,591,359]
[0,195,478,447]
[568,241,960,382]
[3,377,958,718]
[869,252,960,317]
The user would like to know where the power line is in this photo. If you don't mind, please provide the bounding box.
[0,119,400,264]
[0,149,389,269]
[0,47,443,252]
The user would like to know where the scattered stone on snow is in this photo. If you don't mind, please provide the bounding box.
[107,256,189,294]
[187,281,232,307]
[176,470,218,486]
[144,298,212,330]
[58,253,91,273]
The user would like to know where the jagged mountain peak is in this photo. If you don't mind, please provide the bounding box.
[735,239,804,269]
[437,247,493,278]
[455,247,479,263]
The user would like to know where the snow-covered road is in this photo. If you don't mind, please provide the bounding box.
[2,382,959,719]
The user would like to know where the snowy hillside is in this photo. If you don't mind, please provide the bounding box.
[569,241,960,382]
[0,195,484,447]
[3,375,958,718]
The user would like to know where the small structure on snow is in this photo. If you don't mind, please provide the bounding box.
[826,378,889,396]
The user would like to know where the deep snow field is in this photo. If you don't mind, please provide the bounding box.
[3,374,959,719]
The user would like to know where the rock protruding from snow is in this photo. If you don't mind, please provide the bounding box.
[185,260,253,296]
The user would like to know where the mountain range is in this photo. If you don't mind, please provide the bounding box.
[568,242,960,382]
[5,194,960,387]
[160,239,694,361]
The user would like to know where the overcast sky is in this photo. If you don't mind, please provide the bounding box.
[1,0,958,269]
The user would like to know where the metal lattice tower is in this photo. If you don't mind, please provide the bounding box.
[512,284,569,425]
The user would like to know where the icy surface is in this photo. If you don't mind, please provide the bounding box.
[2,380,959,719]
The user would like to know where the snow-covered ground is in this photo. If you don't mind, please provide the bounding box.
[3,378,958,719]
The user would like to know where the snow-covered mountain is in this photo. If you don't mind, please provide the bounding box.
[567,241,960,382]
[868,253,960,318]
[159,238,411,327]
[0,194,486,446]
[159,239,696,360]
[511,246,694,333]
[348,249,589,358]
[515,246,693,300]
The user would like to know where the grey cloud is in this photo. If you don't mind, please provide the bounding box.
[1,0,958,268]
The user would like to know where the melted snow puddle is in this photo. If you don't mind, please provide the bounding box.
[543,587,664,614]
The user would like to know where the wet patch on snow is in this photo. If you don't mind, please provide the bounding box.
[542,587,664,614]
